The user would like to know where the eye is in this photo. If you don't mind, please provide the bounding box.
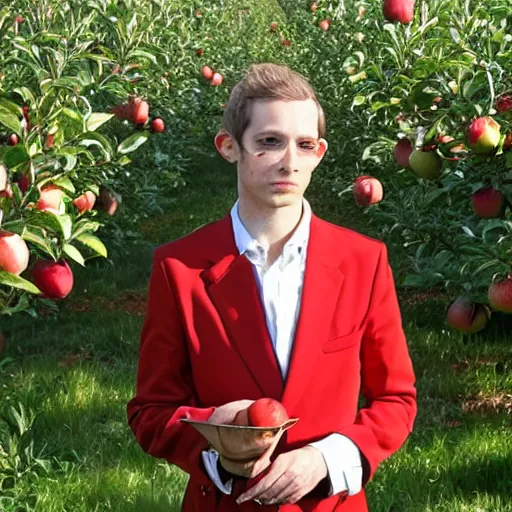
[300,141,317,150]
[259,137,280,146]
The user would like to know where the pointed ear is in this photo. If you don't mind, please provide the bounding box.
[315,138,328,159]
[214,130,239,163]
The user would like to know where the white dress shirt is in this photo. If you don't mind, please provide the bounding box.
[202,198,363,498]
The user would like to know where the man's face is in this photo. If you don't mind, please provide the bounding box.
[215,98,328,210]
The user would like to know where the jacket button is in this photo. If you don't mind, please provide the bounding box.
[201,484,213,496]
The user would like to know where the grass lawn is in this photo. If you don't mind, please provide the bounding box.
[1,156,511,511]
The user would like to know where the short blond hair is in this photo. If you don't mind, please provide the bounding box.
[222,63,326,149]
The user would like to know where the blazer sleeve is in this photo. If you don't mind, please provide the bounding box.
[339,243,417,485]
[127,247,215,481]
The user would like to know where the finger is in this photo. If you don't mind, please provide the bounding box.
[247,472,291,504]
[236,465,285,504]
[264,475,299,504]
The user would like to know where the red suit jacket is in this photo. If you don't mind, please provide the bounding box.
[127,211,417,512]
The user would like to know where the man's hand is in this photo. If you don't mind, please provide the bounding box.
[207,399,255,425]
[236,446,328,506]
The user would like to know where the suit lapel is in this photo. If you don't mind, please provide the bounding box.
[281,215,345,414]
[201,215,284,400]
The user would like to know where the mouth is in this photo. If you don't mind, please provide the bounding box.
[271,181,297,187]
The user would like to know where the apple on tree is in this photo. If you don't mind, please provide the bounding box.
[446,296,490,334]
[471,187,506,219]
[383,0,415,24]
[353,176,384,207]
[31,258,74,299]
[467,117,501,155]
[393,138,413,167]
[408,148,442,180]
[488,276,512,314]
[35,184,64,214]
[73,191,96,214]
[0,231,30,275]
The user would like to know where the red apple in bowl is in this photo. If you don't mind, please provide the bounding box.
[247,398,289,428]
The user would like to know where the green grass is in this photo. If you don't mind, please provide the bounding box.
[1,159,512,511]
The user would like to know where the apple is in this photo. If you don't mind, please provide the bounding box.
[73,191,96,214]
[496,94,512,114]
[471,187,505,219]
[383,0,415,24]
[151,117,165,133]
[408,149,442,180]
[45,133,55,148]
[22,105,31,132]
[503,132,512,151]
[281,39,291,47]
[393,139,413,167]
[467,117,501,155]
[36,184,64,214]
[319,19,330,31]
[128,97,149,125]
[0,185,12,199]
[0,231,30,275]
[14,174,30,194]
[201,65,214,81]
[353,176,384,207]
[488,276,512,313]
[311,2,318,12]
[0,164,7,192]
[270,22,278,31]
[232,409,249,426]
[247,398,289,428]
[7,134,18,146]
[31,258,74,299]
[95,186,119,216]
[196,48,203,57]
[446,296,490,334]
[211,72,223,86]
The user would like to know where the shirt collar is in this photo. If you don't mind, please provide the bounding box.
[230,198,311,258]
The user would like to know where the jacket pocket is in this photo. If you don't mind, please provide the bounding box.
[322,327,364,353]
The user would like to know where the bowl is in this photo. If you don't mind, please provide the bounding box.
[180,417,299,463]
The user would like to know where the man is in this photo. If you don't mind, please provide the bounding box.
[127,62,417,511]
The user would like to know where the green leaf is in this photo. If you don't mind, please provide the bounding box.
[0,105,21,136]
[28,211,73,240]
[85,113,114,132]
[75,233,108,258]
[2,145,30,168]
[0,270,41,294]
[63,244,85,266]
[13,87,36,106]
[53,176,76,194]
[117,132,149,155]
[70,220,101,240]
[21,225,55,258]
[127,49,158,65]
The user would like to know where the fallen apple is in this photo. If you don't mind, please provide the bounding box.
[353,176,384,207]
[0,231,30,275]
[488,276,512,314]
[471,187,505,219]
[247,398,289,428]
[211,72,223,86]
[270,22,278,32]
[467,117,501,155]
[446,296,490,334]
[31,258,74,299]
[319,19,330,31]
[383,0,415,24]
[408,148,442,180]
[201,65,214,81]
[393,139,413,167]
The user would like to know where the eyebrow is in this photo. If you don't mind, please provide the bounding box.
[254,130,318,139]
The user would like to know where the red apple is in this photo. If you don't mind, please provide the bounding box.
[311,2,318,12]
[319,19,330,31]
[7,134,18,146]
[73,191,96,214]
[353,176,384,207]
[45,133,55,148]
[247,398,289,428]
[270,22,278,31]
[488,276,512,314]
[446,296,490,334]
[281,39,291,46]
[496,94,512,114]
[36,184,64,214]
[408,148,442,180]
[0,231,30,275]
[211,72,223,86]
[383,0,415,24]
[393,139,413,167]
[95,186,119,216]
[201,65,214,81]
[471,187,505,219]
[151,117,165,133]
[196,48,204,57]
[31,258,74,299]
[503,132,512,151]
[15,174,30,194]
[467,117,501,155]
[128,97,149,125]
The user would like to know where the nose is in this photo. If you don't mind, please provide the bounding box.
[279,143,299,172]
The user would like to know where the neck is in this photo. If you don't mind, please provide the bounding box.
[237,195,304,253]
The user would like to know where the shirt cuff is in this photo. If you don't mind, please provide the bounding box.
[308,433,363,496]
[201,448,233,495]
